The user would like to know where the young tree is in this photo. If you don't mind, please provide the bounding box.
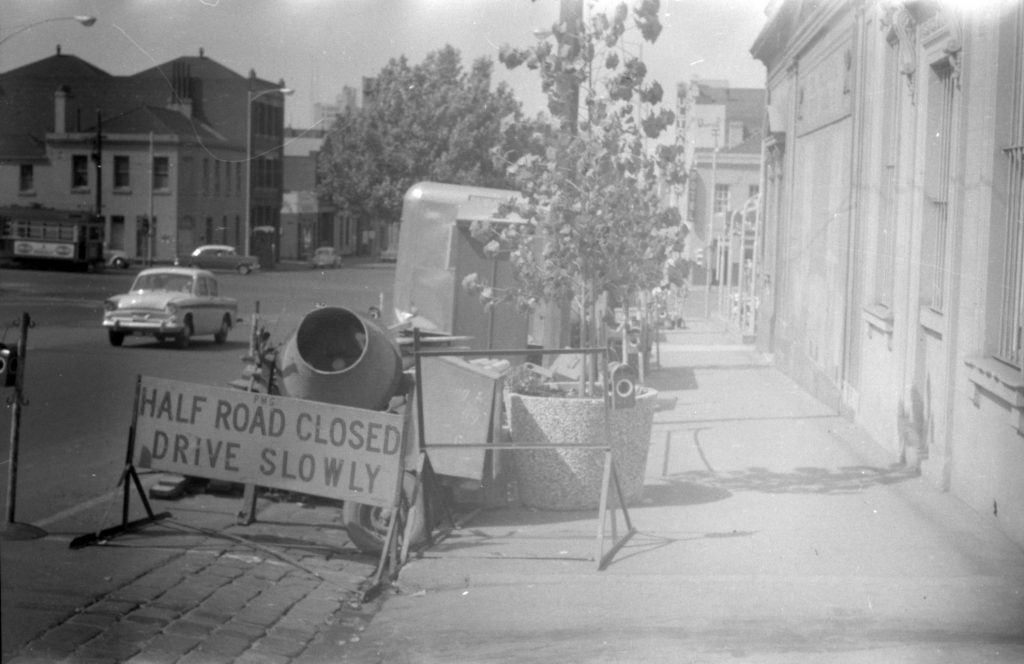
[317,45,542,229]
[465,0,687,391]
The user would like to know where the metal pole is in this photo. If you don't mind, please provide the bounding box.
[704,244,712,319]
[94,111,103,229]
[148,131,155,265]
[244,88,253,257]
[2,313,45,540]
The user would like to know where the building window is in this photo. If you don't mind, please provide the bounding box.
[997,4,1024,369]
[748,184,759,200]
[114,155,131,190]
[714,184,730,214]
[922,60,957,313]
[72,154,89,189]
[153,156,170,191]
[202,158,210,196]
[19,164,34,193]
[875,34,902,309]
[214,160,221,196]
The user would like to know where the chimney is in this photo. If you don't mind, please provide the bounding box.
[167,61,193,118]
[54,86,69,134]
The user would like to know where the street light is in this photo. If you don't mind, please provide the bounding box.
[0,15,96,46]
[244,86,293,258]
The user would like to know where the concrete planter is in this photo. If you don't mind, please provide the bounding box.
[508,388,657,510]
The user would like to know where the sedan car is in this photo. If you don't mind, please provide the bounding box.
[175,244,260,274]
[103,267,238,348]
[310,246,342,269]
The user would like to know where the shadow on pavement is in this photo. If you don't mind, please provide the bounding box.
[647,366,699,390]
[641,480,733,506]
[665,463,918,495]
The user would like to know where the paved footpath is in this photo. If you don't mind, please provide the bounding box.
[3,493,382,664]
[4,316,1024,663]
[336,319,1024,664]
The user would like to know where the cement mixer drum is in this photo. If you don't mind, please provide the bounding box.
[277,306,403,411]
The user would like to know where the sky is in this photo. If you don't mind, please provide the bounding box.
[1,0,769,130]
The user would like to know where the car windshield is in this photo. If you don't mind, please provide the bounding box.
[132,273,194,293]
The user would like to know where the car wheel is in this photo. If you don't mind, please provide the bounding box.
[113,257,127,269]
[342,472,426,555]
[237,264,251,275]
[175,321,192,349]
[214,316,230,344]
[108,330,125,347]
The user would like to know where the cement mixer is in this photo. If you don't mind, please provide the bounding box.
[276,306,403,411]
[275,306,424,554]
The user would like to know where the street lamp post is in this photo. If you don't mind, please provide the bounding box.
[244,86,293,258]
[0,15,96,46]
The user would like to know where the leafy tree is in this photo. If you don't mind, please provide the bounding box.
[317,45,543,227]
[465,0,687,390]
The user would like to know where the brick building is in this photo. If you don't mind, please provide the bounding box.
[0,47,289,266]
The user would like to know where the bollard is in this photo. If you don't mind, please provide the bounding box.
[276,306,403,411]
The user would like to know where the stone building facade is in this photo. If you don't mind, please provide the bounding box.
[752,0,1024,547]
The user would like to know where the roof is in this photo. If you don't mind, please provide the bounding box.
[0,50,253,160]
[100,106,228,145]
[129,54,274,87]
[0,53,117,159]
[137,266,217,278]
[1,52,110,80]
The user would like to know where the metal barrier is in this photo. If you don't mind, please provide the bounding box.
[403,333,636,572]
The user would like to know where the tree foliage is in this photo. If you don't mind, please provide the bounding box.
[466,0,687,359]
[317,45,542,225]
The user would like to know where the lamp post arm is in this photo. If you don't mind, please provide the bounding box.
[0,15,96,46]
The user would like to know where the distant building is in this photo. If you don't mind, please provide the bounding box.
[0,47,289,266]
[280,127,356,260]
[752,0,1024,548]
[310,85,358,132]
[676,79,765,279]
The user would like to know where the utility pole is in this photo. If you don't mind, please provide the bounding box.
[558,0,583,135]
[148,132,155,265]
[92,111,103,220]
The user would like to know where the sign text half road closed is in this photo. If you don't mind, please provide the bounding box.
[133,376,405,508]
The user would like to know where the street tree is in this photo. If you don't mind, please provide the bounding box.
[317,45,546,229]
[465,0,687,390]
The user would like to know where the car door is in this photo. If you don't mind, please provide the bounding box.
[209,249,231,271]
[192,275,215,333]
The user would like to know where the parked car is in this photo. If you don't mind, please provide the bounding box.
[175,244,260,274]
[103,267,238,348]
[105,249,131,269]
[310,246,342,269]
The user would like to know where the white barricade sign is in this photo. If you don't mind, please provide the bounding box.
[133,376,404,508]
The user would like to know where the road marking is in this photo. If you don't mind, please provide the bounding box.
[35,488,123,528]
